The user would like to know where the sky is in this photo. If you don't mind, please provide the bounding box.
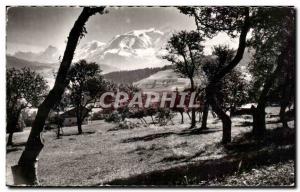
[6,6,197,54]
[6,6,238,55]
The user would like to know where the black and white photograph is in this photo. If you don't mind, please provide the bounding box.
[5,5,296,188]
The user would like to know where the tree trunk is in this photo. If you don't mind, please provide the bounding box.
[200,101,209,129]
[76,106,83,134]
[180,111,184,124]
[211,98,231,143]
[150,115,155,124]
[280,104,289,129]
[229,105,236,117]
[252,104,266,137]
[13,7,106,186]
[201,9,250,143]
[251,43,288,137]
[191,109,196,128]
[56,126,61,139]
[7,132,14,146]
[77,120,83,134]
[186,112,191,120]
[7,109,22,146]
[279,74,293,129]
[190,78,196,128]
[207,86,231,144]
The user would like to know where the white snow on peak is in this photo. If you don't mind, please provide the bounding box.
[125,28,164,36]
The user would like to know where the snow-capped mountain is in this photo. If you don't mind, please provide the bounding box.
[12,28,170,73]
[74,28,171,71]
[13,45,60,63]
[75,40,106,62]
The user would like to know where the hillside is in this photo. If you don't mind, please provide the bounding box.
[134,69,206,93]
[103,65,172,84]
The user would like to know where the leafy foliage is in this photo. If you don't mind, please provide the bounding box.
[178,7,250,38]
[203,45,250,111]
[67,60,106,132]
[7,67,48,109]
[247,7,295,103]
[163,30,204,81]
[6,67,48,133]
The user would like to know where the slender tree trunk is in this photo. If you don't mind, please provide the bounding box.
[7,132,14,146]
[201,100,209,130]
[180,111,184,124]
[252,44,287,137]
[76,106,83,134]
[279,74,293,129]
[191,109,196,128]
[207,85,231,144]
[230,105,236,117]
[56,126,61,139]
[186,112,191,120]
[201,9,250,143]
[280,105,289,129]
[190,78,196,128]
[252,104,266,137]
[77,120,83,134]
[6,118,15,146]
[150,115,155,124]
[7,109,22,146]
[12,7,106,186]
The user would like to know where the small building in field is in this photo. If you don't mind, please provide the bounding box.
[59,107,90,127]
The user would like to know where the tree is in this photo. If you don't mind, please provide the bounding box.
[201,45,250,130]
[163,30,204,128]
[248,7,295,136]
[179,7,251,143]
[52,92,70,139]
[67,60,106,134]
[6,68,48,146]
[204,46,250,114]
[13,7,107,185]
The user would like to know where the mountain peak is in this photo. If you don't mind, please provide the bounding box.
[125,28,164,36]
[13,45,60,63]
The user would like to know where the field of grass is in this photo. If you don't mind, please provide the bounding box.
[6,107,295,186]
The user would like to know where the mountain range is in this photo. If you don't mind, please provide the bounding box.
[7,28,252,88]
[8,28,171,74]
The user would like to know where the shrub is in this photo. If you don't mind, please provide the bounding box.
[105,111,122,123]
[155,108,175,126]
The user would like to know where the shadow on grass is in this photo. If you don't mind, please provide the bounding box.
[6,141,27,154]
[236,121,253,127]
[106,127,295,186]
[121,128,221,143]
[225,127,295,154]
[159,149,206,163]
[62,131,95,137]
[6,141,29,153]
[6,147,23,154]
[121,132,175,143]
[177,128,221,136]
[106,145,294,186]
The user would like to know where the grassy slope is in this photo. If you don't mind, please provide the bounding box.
[204,160,295,186]
[6,107,294,186]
